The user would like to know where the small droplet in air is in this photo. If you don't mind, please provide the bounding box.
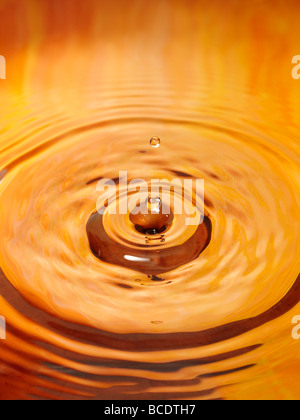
[146,196,161,213]
[150,136,160,148]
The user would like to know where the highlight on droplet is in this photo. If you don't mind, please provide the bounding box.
[146,196,161,213]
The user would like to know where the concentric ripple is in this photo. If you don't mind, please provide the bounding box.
[0,0,300,400]
[87,179,211,274]
[0,110,299,399]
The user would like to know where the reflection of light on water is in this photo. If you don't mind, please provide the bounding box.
[124,255,150,262]
[0,0,299,401]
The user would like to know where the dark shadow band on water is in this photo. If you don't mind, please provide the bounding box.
[0,268,299,352]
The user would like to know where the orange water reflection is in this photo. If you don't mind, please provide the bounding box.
[0,0,299,400]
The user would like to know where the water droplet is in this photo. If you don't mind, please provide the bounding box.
[150,136,160,148]
[130,196,173,235]
[146,196,161,213]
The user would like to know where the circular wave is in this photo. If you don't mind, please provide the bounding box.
[0,105,299,399]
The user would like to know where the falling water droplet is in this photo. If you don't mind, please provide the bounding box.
[150,136,160,148]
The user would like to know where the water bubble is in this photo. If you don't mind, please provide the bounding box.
[146,196,161,213]
[150,136,160,148]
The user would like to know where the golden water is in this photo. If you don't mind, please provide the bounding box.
[0,0,300,400]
